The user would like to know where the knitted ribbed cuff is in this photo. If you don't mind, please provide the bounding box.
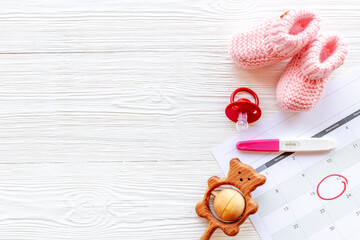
[269,9,321,56]
[301,32,348,79]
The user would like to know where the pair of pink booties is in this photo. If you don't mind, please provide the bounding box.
[229,9,348,111]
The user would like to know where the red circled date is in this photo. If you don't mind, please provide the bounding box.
[316,174,348,201]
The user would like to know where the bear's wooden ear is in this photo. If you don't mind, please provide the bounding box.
[229,158,241,168]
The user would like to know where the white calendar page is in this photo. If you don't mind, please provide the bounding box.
[212,66,360,240]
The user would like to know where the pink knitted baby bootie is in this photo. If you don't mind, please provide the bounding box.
[276,32,348,111]
[229,9,321,69]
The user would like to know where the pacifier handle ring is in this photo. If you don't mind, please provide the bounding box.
[230,88,259,106]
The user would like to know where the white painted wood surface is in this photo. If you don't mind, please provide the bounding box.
[0,0,359,239]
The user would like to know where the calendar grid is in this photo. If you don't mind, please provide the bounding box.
[257,138,360,240]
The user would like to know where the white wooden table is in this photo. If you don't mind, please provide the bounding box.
[0,1,359,239]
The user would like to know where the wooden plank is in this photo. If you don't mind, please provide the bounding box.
[0,0,357,54]
[0,161,259,239]
[0,51,280,163]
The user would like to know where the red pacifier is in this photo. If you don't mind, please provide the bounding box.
[225,88,262,131]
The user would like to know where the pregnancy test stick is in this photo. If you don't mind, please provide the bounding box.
[236,139,336,152]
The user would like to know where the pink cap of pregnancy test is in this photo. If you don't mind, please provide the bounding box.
[236,139,280,151]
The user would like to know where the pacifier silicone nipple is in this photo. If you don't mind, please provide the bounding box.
[236,112,249,131]
[225,88,262,131]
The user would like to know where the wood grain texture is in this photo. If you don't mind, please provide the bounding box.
[0,0,359,239]
[196,158,266,239]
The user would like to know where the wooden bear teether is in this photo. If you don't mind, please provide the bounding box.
[195,158,266,240]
